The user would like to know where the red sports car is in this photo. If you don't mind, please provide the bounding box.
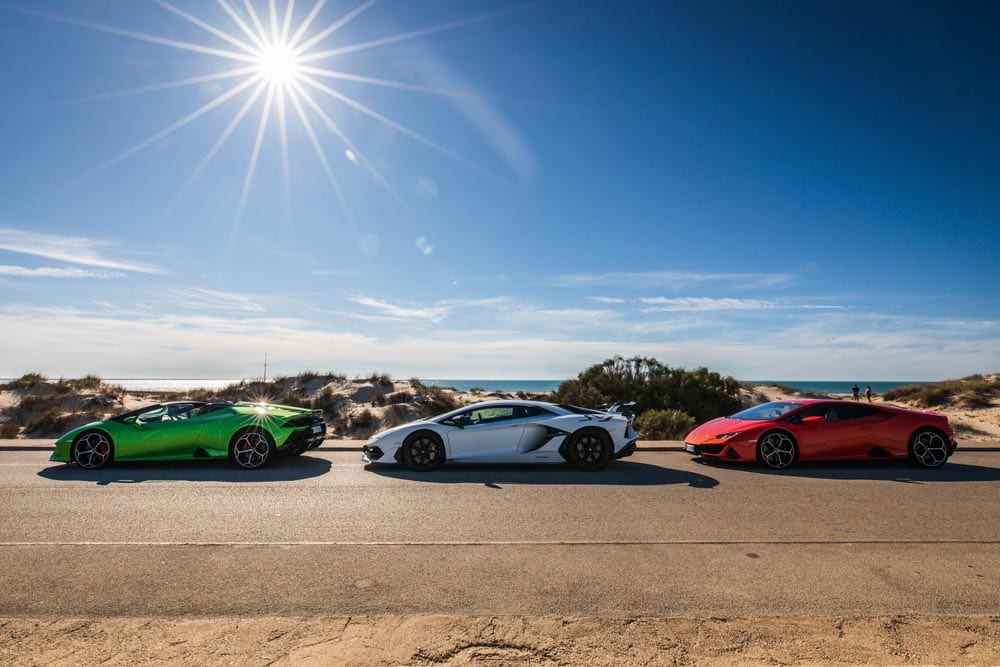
[683,399,957,469]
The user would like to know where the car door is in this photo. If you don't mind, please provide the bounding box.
[785,403,861,459]
[118,404,205,460]
[841,404,894,452]
[445,405,526,459]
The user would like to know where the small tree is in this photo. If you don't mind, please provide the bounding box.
[554,355,740,424]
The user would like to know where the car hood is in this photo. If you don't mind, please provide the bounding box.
[367,419,432,443]
[685,416,772,443]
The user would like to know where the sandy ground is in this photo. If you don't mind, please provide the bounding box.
[4,615,1000,665]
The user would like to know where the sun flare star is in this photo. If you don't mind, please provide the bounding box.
[19,0,510,256]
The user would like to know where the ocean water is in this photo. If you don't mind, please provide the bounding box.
[104,379,243,392]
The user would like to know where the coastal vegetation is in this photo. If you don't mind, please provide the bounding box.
[883,374,1000,409]
[553,356,742,428]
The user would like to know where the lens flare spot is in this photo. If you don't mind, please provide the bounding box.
[345,149,357,163]
[416,237,434,256]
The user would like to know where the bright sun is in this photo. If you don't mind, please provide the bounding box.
[42,0,497,257]
[255,44,300,86]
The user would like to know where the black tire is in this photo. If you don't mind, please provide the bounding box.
[756,430,798,470]
[401,431,446,471]
[229,427,275,470]
[567,428,613,471]
[908,427,950,469]
[72,430,114,469]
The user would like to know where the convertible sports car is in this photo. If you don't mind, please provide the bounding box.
[362,399,638,471]
[683,399,957,469]
[51,401,326,470]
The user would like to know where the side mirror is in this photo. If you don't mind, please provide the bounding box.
[451,416,466,429]
[802,415,825,424]
[123,416,139,426]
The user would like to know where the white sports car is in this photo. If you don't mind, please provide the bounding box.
[362,400,639,471]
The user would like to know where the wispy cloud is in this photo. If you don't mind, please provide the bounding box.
[546,270,792,290]
[349,295,514,324]
[0,227,165,274]
[350,295,452,322]
[168,287,265,312]
[640,297,777,312]
[0,265,124,278]
[586,296,626,304]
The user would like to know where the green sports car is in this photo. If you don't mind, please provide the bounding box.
[51,401,326,470]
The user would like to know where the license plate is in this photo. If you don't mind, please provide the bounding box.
[311,424,323,433]
[684,443,697,454]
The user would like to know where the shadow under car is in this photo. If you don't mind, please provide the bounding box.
[365,460,719,488]
[37,454,332,485]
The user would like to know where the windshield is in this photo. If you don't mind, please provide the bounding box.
[729,401,802,421]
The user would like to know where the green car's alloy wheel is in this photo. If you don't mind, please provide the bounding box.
[568,429,613,471]
[73,431,113,469]
[231,429,274,470]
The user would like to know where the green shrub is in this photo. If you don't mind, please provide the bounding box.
[634,409,696,440]
[554,356,740,424]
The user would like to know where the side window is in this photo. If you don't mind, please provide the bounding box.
[830,404,864,421]
[469,407,516,424]
[784,405,825,424]
[136,406,168,423]
[166,403,197,420]
[850,404,887,419]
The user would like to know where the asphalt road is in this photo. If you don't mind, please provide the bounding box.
[2,449,999,617]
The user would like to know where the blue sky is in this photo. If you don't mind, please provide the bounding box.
[1,0,998,381]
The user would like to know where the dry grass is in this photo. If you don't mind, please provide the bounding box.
[1,372,47,391]
[883,374,1000,409]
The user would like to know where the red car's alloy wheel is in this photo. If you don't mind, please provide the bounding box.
[910,429,949,468]
[757,431,797,469]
